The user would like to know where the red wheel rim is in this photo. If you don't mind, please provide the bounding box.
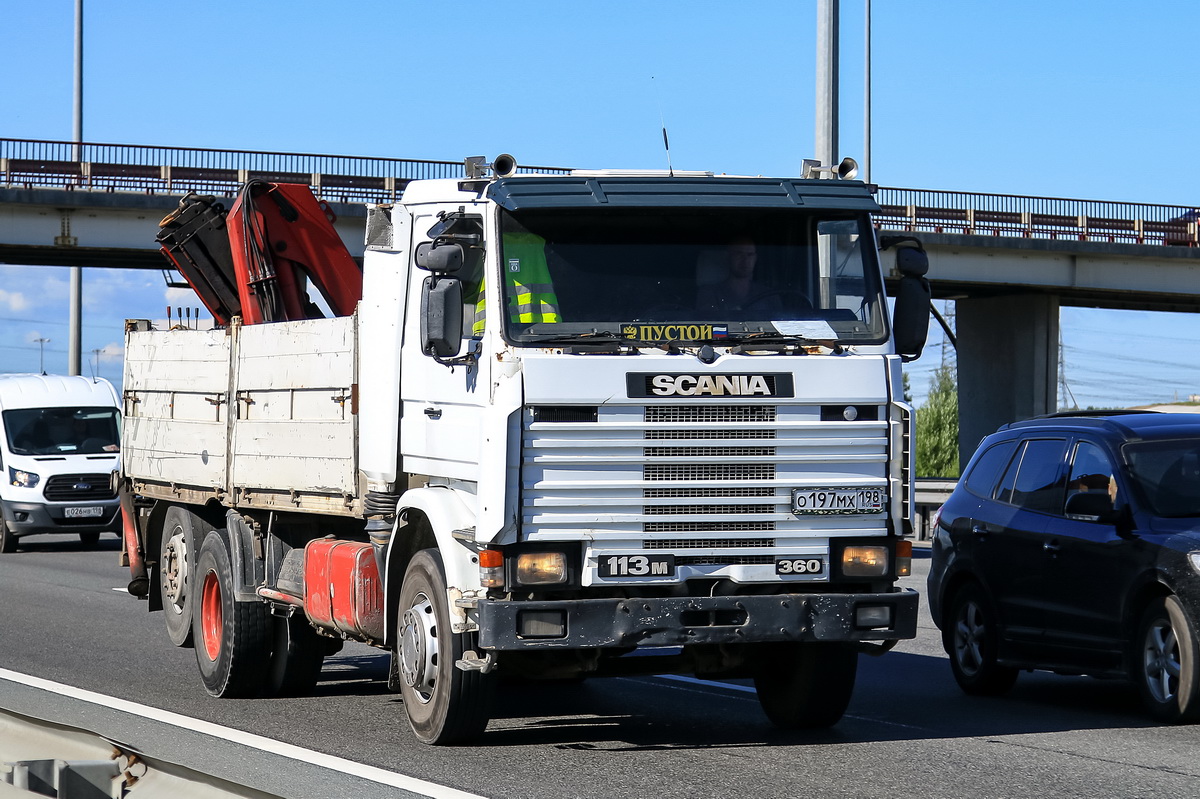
[200,570,223,661]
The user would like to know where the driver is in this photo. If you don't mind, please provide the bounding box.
[696,236,782,316]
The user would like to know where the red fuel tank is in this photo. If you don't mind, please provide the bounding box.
[303,539,385,642]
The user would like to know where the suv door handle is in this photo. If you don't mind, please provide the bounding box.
[971,523,989,537]
[423,406,442,419]
[1043,540,1061,554]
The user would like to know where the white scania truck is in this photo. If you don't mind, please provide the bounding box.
[119,159,932,744]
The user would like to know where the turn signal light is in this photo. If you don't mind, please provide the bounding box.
[480,549,504,588]
[896,540,912,577]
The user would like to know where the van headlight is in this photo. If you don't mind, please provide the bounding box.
[8,467,40,488]
[1189,552,1200,575]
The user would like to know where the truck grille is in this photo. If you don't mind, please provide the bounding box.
[43,473,116,502]
[521,402,889,545]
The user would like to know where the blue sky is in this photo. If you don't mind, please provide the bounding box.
[2,0,1199,406]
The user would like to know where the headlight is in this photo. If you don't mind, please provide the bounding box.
[516,552,568,585]
[1189,552,1200,575]
[8,466,39,488]
[842,545,888,577]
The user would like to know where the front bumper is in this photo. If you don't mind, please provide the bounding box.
[0,498,121,537]
[476,588,918,650]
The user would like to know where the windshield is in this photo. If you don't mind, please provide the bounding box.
[1123,438,1200,517]
[3,407,121,455]
[496,207,887,345]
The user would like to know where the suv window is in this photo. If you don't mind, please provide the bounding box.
[994,438,1067,513]
[964,440,1018,499]
[1065,440,1118,511]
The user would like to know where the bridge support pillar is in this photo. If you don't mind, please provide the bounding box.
[956,293,1059,468]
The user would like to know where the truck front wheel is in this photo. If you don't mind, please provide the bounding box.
[753,642,858,729]
[396,549,495,744]
[194,530,270,697]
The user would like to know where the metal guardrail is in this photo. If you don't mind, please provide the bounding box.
[0,138,569,205]
[1,139,1195,246]
[875,187,1199,247]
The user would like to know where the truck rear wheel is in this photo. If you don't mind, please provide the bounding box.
[194,530,270,697]
[753,642,858,729]
[265,615,326,697]
[396,549,495,744]
[161,506,207,647]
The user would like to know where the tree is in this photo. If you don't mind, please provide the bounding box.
[916,365,959,478]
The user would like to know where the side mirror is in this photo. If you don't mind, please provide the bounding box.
[420,276,463,358]
[896,247,929,277]
[415,242,465,274]
[892,273,931,362]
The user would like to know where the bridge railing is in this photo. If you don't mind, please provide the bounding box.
[0,138,569,204]
[1,139,1196,245]
[875,186,1199,247]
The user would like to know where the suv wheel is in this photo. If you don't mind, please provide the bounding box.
[1136,595,1200,723]
[945,583,1018,696]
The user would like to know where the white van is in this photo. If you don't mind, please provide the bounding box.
[0,374,122,552]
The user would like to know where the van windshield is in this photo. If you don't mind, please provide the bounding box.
[3,407,121,455]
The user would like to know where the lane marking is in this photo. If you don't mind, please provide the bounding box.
[644,674,932,731]
[0,667,485,799]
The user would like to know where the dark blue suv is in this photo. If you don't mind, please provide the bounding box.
[928,412,1200,722]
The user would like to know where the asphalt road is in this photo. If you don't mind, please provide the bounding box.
[2,532,1199,799]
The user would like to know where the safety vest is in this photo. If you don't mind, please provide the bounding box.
[503,232,560,324]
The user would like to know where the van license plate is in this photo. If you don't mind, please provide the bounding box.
[791,488,885,515]
[65,506,103,518]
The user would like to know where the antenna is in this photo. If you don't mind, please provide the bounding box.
[652,76,674,177]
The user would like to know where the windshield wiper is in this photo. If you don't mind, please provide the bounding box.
[728,332,844,354]
[521,331,644,353]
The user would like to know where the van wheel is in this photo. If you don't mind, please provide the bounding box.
[78,531,100,547]
[1136,595,1200,723]
[0,521,16,553]
[161,506,206,647]
[396,549,495,744]
[753,642,858,728]
[194,530,270,697]
[946,582,1018,695]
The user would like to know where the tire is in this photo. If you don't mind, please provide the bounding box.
[161,506,207,647]
[945,583,1018,696]
[396,549,495,744]
[78,531,101,547]
[193,530,270,698]
[0,521,17,554]
[265,615,326,697]
[1135,595,1200,723]
[753,642,859,729]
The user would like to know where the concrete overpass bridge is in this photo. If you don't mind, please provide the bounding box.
[3,138,1198,464]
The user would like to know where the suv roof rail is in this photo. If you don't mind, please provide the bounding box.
[1032,409,1161,419]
